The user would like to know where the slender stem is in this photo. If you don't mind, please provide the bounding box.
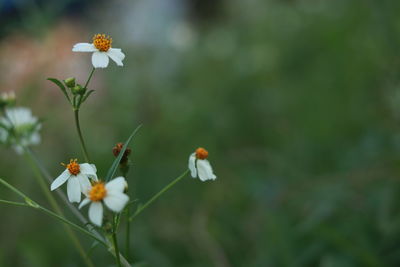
[129,169,189,222]
[84,67,95,89]
[23,150,95,267]
[73,67,95,162]
[120,167,131,262]
[0,199,30,207]
[74,109,90,162]
[0,178,106,246]
[113,215,122,267]
[38,205,107,246]
[125,204,131,260]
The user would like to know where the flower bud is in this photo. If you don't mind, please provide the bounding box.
[112,142,131,166]
[64,77,76,88]
[0,91,16,108]
[71,84,86,95]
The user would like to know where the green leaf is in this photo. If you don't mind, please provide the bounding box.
[105,124,142,182]
[47,78,71,104]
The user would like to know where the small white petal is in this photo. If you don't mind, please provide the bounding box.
[30,133,41,145]
[91,52,109,68]
[79,163,97,180]
[188,153,197,178]
[76,173,91,195]
[106,177,127,194]
[106,48,125,66]
[89,202,103,226]
[51,170,70,191]
[67,177,82,203]
[196,159,216,181]
[90,164,97,173]
[79,198,91,209]
[104,192,129,212]
[72,43,97,52]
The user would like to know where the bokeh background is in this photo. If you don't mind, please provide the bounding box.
[1,0,400,266]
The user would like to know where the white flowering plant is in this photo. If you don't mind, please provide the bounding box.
[0,34,217,267]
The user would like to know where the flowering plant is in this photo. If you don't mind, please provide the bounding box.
[0,34,217,267]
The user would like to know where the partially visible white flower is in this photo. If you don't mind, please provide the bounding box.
[72,34,125,69]
[0,107,41,154]
[79,177,129,226]
[51,159,98,203]
[188,147,217,181]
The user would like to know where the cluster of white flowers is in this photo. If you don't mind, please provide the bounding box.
[51,159,129,226]
[0,106,41,154]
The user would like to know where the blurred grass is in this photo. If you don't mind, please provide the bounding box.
[2,0,400,266]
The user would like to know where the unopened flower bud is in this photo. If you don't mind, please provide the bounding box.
[0,91,16,108]
[64,77,76,88]
[112,142,131,165]
[71,84,86,95]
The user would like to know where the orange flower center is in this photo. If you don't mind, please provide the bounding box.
[63,159,80,175]
[92,34,112,52]
[89,182,107,202]
[195,147,209,160]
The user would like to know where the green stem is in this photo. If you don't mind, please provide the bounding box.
[125,204,131,260]
[113,215,122,267]
[0,178,106,246]
[23,150,95,267]
[120,166,132,262]
[84,67,95,89]
[0,199,30,207]
[74,108,90,162]
[73,67,95,163]
[129,169,189,222]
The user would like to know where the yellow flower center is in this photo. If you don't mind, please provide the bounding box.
[92,34,112,52]
[195,147,209,160]
[89,182,107,202]
[62,159,80,176]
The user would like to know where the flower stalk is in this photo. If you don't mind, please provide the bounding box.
[129,169,190,222]
[73,68,95,163]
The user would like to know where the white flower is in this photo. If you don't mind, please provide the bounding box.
[51,159,98,203]
[188,147,216,181]
[0,107,41,154]
[79,177,129,226]
[72,34,125,68]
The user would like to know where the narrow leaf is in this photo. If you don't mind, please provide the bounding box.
[105,124,142,181]
[47,78,71,103]
[80,90,95,106]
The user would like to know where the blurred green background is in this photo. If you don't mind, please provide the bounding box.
[1,0,400,266]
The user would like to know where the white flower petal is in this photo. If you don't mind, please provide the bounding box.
[72,43,97,52]
[51,170,70,191]
[105,177,127,194]
[104,192,129,212]
[30,133,41,145]
[106,48,125,66]
[67,177,82,203]
[79,163,97,180]
[89,202,103,226]
[188,153,197,178]
[91,52,109,68]
[196,159,216,181]
[79,198,91,209]
[77,173,91,195]
[90,164,97,173]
